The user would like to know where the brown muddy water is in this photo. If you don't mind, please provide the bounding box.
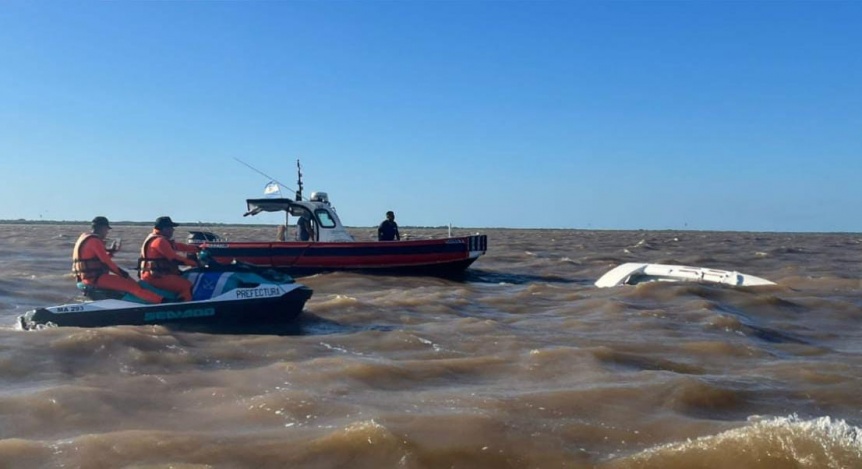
[1,223,861,468]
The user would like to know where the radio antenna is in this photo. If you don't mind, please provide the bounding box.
[295,160,304,201]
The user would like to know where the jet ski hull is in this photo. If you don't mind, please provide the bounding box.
[20,287,312,329]
[19,264,313,330]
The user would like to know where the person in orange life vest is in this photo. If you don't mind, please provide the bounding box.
[72,216,164,304]
[139,216,199,302]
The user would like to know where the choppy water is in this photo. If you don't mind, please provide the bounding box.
[1,223,861,468]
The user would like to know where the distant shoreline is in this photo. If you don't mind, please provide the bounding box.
[0,219,267,227]
[1,219,858,234]
[0,219,475,230]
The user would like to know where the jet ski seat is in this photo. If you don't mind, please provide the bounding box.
[76,282,125,301]
[76,282,179,304]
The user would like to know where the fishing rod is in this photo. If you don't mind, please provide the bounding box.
[234,157,309,232]
[233,157,305,201]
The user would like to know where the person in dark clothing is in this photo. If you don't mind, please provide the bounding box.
[377,211,400,241]
[297,214,314,241]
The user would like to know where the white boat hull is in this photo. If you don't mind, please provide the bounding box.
[595,263,775,288]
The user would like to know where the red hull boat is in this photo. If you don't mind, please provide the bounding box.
[199,236,487,277]
[193,162,488,277]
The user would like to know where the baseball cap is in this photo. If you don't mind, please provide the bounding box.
[154,216,180,229]
[91,216,111,229]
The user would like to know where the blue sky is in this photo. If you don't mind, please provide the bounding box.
[1,1,860,232]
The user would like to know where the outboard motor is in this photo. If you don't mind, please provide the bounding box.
[187,231,223,245]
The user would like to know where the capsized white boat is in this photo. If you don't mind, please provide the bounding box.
[595,262,775,288]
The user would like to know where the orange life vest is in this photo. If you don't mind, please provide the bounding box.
[72,234,109,282]
[138,233,180,277]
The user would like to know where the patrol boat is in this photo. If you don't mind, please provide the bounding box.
[190,161,488,277]
[18,253,313,330]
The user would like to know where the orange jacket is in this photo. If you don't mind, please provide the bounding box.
[139,231,198,277]
[72,233,123,282]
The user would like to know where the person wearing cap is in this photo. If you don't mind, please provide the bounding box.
[138,216,199,302]
[72,216,164,304]
[377,210,400,241]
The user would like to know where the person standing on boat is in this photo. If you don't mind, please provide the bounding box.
[377,211,400,241]
[72,216,164,304]
[139,216,199,302]
[297,213,314,241]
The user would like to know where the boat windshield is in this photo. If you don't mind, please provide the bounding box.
[315,209,336,228]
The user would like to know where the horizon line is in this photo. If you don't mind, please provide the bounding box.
[1,219,859,235]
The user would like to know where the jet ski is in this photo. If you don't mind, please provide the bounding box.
[18,251,313,330]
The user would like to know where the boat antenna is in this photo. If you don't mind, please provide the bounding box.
[296,159,304,202]
[233,157,302,200]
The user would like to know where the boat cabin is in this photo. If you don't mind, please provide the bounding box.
[245,192,356,243]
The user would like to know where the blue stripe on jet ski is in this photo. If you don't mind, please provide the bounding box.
[192,272,223,301]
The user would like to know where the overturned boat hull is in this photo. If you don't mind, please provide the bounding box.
[595,263,775,288]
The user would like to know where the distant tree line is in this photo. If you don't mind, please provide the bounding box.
[0,219,482,229]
